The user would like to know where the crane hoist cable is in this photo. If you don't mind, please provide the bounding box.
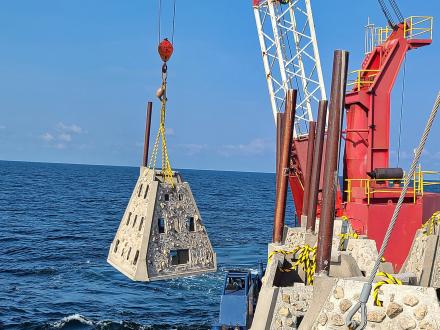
[148,0,177,187]
[388,0,404,22]
[377,0,404,28]
[377,0,396,28]
[158,0,177,44]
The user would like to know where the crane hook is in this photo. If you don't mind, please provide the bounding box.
[158,38,174,63]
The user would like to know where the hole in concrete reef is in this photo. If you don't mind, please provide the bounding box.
[127,247,132,260]
[138,184,143,197]
[187,217,195,232]
[139,217,144,231]
[144,185,149,199]
[273,261,302,287]
[170,249,189,265]
[158,218,165,234]
[114,239,120,253]
[133,250,139,265]
[178,194,183,201]
[164,193,170,201]
[436,288,440,301]
[132,215,137,228]
[126,212,132,226]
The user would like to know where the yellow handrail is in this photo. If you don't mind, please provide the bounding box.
[404,16,433,40]
[348,69,380,91]
[345,166,440,205]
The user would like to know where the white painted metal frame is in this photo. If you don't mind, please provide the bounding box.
[253,0,326,137]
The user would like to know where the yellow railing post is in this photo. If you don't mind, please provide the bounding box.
[413,169,417,203]
[367,180,371,205]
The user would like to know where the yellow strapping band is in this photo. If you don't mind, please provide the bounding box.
[148,80,174,187]
[373,272,402,307]
[421,210,440,236]
[268,245,317,285]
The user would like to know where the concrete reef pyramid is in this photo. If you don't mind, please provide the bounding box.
[107,167,216,281]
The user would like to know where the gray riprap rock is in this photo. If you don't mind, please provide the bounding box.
[419,320,436,330]
[339,299,352,313]
[330,313,344,326]
[279,307,290,317]
[333,286,344,299]
[367,309,386,323]
[324,301,335,311]
[318,313,328,326]
[386,302,403,319]
[285,318,294,327]
[414,304,428,321]
[292,292,300,301]
[398,316,417,330]
[403,295,419,307]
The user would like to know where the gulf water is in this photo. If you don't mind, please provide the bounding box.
[0,160,296,329]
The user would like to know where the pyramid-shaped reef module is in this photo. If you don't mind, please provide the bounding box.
[107,168,216,281]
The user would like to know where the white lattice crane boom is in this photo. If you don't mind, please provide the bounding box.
[253,0,326,137]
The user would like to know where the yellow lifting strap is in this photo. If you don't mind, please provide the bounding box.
[373,272,402,307]
[149,65,174,187]
[268,245,317,285]
[421,210,440,236]
[338,215,359,250]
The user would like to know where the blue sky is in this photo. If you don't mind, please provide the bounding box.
[1,1,439,173]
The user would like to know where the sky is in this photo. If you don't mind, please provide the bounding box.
[1,1,439,173]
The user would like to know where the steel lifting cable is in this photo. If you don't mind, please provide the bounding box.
[157,0,177,44]
[377,0,396,28]
[150,0,177,187]
[346,91,440,330]
[388,0,404,23]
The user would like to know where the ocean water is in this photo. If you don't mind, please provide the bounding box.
[0,161,296,329]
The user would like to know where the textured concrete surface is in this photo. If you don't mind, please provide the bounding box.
[107,168,216,281]
[346,238,379,276]
[401,228,440,288]
[269,283,314,329]
[302,278,440,329]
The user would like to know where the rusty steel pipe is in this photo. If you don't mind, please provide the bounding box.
[273,90,297,243]
[276,112,285,201]
[306,100,328,232]
[301,121,316,217]
[276,112,284,175]
[316,50,349,274]
[142,102,153,167]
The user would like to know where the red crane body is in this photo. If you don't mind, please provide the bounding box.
[343,21,440,270]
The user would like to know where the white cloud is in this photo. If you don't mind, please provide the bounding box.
[219,138,274,157]
[166,128,175,136]
[57,122,83,134]
[55,143,66,149]
[58,133,72,142]
[178,143,208,156]
[41,122,83,148]
[41,132,55,142]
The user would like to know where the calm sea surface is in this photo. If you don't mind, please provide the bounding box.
[0,161,296,329]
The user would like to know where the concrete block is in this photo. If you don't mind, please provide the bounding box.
[251,286,279,330]
[300,278,440,329]
[400,228,440,288]
[107,168,216,281]
[346,238,379,276]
